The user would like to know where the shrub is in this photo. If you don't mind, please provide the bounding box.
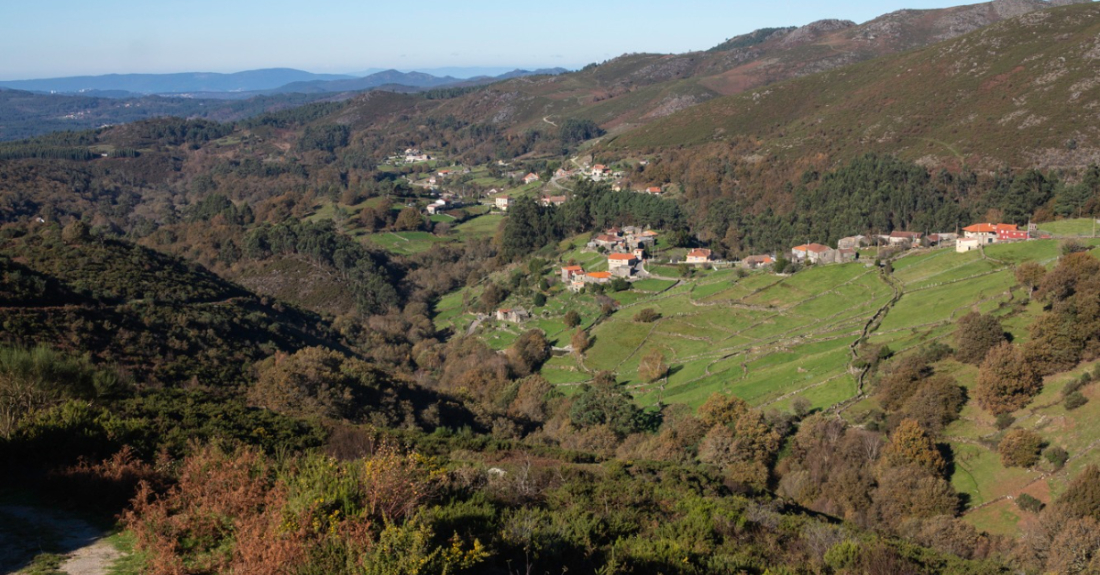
[994,413,1016,430]
[564,310,581,328]
[1065,392,1088,410]
[633,308,661,323]
[532,293,547,307]
[999,429,1043,468]
[1016,494,1045,513]
[1044,446,1069,469]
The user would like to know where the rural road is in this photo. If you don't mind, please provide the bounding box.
[0,505,122,575]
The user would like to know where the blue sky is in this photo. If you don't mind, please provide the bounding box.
[0,0,989,80]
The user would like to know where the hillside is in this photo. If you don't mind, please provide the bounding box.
[614,2,1100,173]
[0,224,349,386]
[397,0,1082,139]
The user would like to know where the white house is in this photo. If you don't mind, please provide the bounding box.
[686,248,713,264]
[495,196,512,211]
[956,237,983,253]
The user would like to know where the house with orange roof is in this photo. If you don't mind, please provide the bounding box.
[608,253,639,277]
[646,186,663,195]
[791,243,834,264]
[561,265,584,282]
[739,255,775,270]
[962,223,998,244]
[686,248,713,264]
[495,196,512,211]
[523,172,540,184]
[584,271,612,284]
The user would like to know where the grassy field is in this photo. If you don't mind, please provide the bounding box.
[1037,218,1100,237]
[453,214,504,239]
[364,231,455,255]
[427,233,1100,540]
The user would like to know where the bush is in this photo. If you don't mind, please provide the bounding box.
[564,310,581,328]
[1016,493,1045,513]
[1065,392,1088,410]
[999,429,1043,468]
[995,413,1016,430]
[532,293,547,307]
[1044,446,1069,469]
[633,308,661,323]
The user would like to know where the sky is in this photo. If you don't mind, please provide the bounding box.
[0,0,991,80]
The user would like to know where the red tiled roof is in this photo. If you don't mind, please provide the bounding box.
[687,248,712,258]
[964,223,997,233]
[587,271,612,279]
[608,253,636,261]
[793,243,830,253]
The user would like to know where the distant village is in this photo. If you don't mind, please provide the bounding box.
[393,146,1055,288]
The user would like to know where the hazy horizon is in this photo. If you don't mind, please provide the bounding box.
[0,0,994,81]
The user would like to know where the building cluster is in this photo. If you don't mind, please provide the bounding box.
[586,226,658,254]
[955,223,1045,252]
[403,148,431,163]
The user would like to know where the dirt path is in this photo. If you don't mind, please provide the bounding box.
[0,505,122,575]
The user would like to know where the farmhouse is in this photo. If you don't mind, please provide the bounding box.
[997,224,1029,241]
[425,199,447,215]
[523,173,540,184]
[926,233,957,246]
[962,223,998,244]
[956,237,982,253]
[592,234,623,248]
[584,271,612,284]
[561,265,584,282]
[686,248,712,264]
[740,255,774,270]
[495,308,530,323]
[884,231,923,247]
[608,253,639,277]
[837,235,868,250]
[591,164,609,178]
[791,243,834,264]
[495,196,512,211]
[645,186,663,195]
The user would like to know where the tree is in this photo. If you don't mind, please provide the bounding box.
[999,428,1043,468]
[480,283,507,311]
[638,349,668,383]
[954,312,1006,365]
[61,219,90,243]
[394,207,423,231]
[508,330,551,376]
[699,393,750,428]
[881,418,945,476]
[975,342,1042,415]
[895,374,965,435]
[563,310,581,328]
[1015,262,1047,301]
[532,293,547,307]
[1056,465,1100,521]
[569,384,644,436]
[633,308,660,323]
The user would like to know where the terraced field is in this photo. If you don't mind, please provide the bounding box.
[575,263,891,411]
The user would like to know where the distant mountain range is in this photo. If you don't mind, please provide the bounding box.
[0,67,569,99]
[0,68,353,95]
